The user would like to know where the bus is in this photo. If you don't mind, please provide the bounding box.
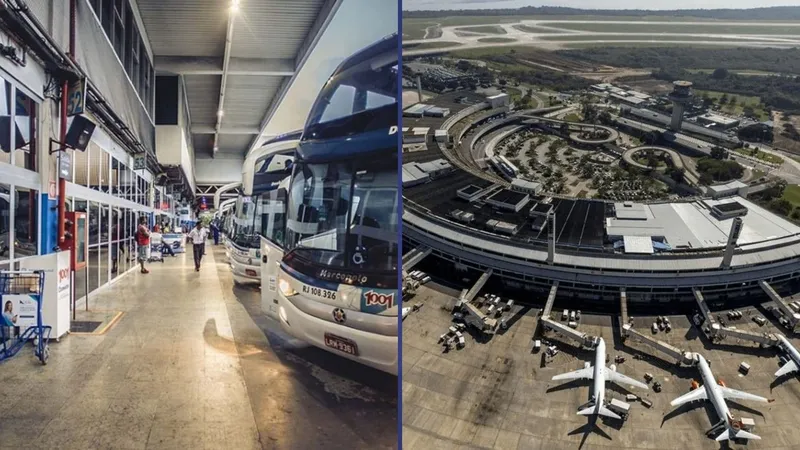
[272,34,399,374]
[227,134,297,284]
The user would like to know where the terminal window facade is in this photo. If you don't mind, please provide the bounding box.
[0,74,41,273]
[88,0,154,114]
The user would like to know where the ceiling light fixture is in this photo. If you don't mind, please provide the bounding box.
[217,110,224,117]
[231,0,240,13]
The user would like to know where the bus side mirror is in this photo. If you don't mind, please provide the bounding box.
[262,255,268,263]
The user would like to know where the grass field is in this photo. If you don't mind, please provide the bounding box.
[564,113,581,122]
[456,25,507,35]
[694,89,768,120]
[403,15,763,39]
[512,24,565,34]
[540,34,752,42]
[478,37,517,43]
[687,68,788,76]
[733,147,784,165]
[561,42,752,49]
[544,22,800,35]
[402,41,462,50]
[784,184,800,209]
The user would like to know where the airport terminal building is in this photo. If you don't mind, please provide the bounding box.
[402,92,800,304]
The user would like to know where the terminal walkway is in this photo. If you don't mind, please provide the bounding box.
[0,246,396,450]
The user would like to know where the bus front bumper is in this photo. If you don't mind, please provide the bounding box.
[229,257,260,284]
[277,293,398,375]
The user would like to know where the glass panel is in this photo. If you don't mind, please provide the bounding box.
[99,204,109,285]
[13,187,38,259]
[111,207,121,279]
[88,142,103,191]
[0,76,12,166]
[0,183,9,263]
[88,202,99,246]
[13,89,37,172]
[100,150,110,193]
[99,203,109,245]
[87,244,99,295]
[73,147,89,186]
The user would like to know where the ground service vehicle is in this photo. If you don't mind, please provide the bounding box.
[274,34,399,374]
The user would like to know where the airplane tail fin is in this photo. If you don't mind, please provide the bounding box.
[577,405,621,420]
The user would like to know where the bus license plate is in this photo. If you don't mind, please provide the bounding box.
[324,333,359,356]
[302,285,337,300]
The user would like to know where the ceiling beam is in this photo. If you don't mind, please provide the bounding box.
[244,0,343,157]
[154,56,295,76]
[212,5,238,157]
[191,124,260,134]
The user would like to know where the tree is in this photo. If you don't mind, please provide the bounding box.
[768,198,793,216]
[598,110,612,125]
[669,167,685,184]
[499,79,507,86]
[743,106,755,117]
[720,94,729,104]
[712,68,729,79]
[702,96,714,108]
[710,146,728,160]
[729,96,737,107]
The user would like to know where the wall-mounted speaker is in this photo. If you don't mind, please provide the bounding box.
[65,115,96,151]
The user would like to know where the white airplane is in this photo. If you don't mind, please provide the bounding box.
[670,354,769,442]
[775,334,800,378]
[551,338,648,420]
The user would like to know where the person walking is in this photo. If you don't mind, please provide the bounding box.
[211,221,220,245]
[136,216,150,274]
[187,222,209,272]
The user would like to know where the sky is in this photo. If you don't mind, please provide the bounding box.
[404,0,800,11]
[260,0,398,145]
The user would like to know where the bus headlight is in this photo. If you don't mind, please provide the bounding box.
[278,278,298,297]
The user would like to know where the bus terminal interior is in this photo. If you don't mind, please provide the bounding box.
[0,1,397,449]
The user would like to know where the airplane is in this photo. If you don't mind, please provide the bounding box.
[775,334,800,378]
[551,337,648,420]
[669,353,769,442]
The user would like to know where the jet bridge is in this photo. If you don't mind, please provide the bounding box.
[693,289,720,337]
[541,282,559,319]
[695,287,779,347]
[540,317,599,350]
[402,246,432,272]
[622,324,698,366]
[760,280,800,333]
[462,269,493,304]
[619,290,698,366]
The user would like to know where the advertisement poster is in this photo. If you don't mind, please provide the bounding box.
[1,294,37,329]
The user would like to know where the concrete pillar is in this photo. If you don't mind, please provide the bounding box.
[721,217,743,268]
[547,211,556,264]
[671,102,685,131]
[416,76,422,103]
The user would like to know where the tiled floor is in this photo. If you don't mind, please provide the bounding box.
[0,245,397,449]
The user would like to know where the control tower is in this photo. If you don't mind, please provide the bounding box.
[667,81,693,131]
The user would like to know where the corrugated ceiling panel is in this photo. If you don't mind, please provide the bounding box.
[216,135,253,154]
[230,0,325,59]
[136,0,226,57]
[222,75,283,128]
[183,75,221,126]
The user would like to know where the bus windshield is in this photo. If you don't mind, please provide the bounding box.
[231,196,259,248]
[257,187,287,248]
[285,156,397,273]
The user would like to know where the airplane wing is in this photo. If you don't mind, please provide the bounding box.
[552,366,593,382]
[719,386,769,403]
[669,388,708,407]
[775,360,799,378]
[605,370,649,390]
